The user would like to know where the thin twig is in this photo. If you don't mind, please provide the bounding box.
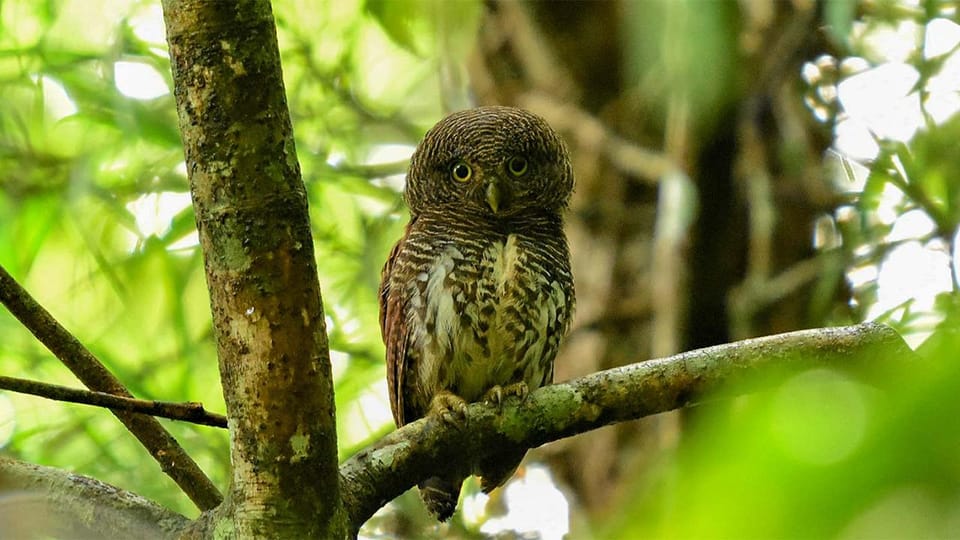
[729,253,841,339]
[0,264,222,510]
[0,375,227,428]
[519,91,678,182]
[329,159,409,179]
[494,0,577,100]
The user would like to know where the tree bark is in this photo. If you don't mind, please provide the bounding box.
[162,1,346,537]
[0,456,190,540]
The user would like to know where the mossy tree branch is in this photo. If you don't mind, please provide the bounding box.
[0,456,190,540]
[339,322,915,532]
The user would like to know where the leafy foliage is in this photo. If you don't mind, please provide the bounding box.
[805,3,960,340]
[608,312,960,538]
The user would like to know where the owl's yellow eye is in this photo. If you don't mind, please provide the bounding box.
[451,161,473,182]
[507,156,528,176]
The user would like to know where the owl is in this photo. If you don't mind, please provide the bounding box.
[379,106,575,521]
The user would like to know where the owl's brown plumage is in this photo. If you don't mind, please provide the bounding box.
[379,106,575,521]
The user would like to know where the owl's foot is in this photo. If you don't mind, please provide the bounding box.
[429,390,468,426]
[482,382,529,412]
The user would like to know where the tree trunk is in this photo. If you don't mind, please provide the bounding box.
[162,1,346,537]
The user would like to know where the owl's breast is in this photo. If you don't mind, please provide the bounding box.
[407,232,571,403]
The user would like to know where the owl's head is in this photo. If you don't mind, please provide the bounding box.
[405,107,573,219]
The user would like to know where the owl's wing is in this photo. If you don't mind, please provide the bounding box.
[379,224,412,427]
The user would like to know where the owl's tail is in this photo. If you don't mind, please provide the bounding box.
[479,446,526,494]
[418,476,462,521]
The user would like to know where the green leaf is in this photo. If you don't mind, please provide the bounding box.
[365,0,425,56]
[825,0,857,49]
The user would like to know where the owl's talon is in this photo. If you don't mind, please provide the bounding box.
[429,391,468,426]
[482,382,529,412]
[483,385,503,407]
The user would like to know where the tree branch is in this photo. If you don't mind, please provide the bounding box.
[0,456,190,540]
[519,91,679,182]
[339,322,914,531]
[0,375,227,428]
[0,264,222,510]
[328,159,409,180]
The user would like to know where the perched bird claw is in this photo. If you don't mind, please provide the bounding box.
[429,390,468,426]
[482,382,529,412]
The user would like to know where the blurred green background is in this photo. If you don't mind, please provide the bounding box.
[2,0,960,538]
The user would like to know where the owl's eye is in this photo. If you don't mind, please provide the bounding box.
[507,156,528,176]
[451,161,473,182]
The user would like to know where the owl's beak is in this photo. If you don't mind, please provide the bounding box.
[485,180,503,214]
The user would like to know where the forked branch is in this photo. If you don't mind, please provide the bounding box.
[0,264,222,510]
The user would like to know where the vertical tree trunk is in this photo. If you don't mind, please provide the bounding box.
[162,1,346,537]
